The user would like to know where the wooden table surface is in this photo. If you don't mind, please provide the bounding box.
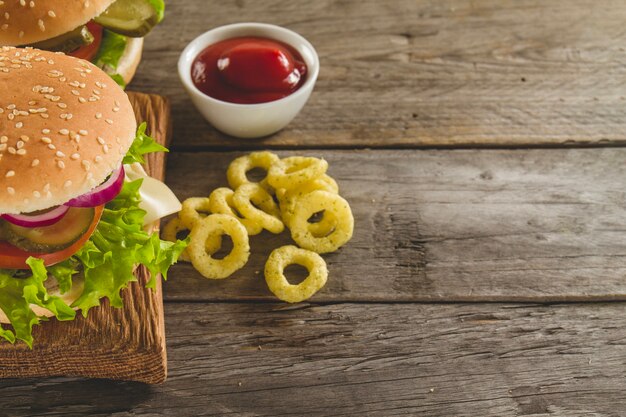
[3,0,626,415]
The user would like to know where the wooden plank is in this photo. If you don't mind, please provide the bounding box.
[133,0,626,148]
[163,148,626,302]
[0,92,170,384]
[1,302,626,416]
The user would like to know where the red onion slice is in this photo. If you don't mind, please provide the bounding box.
[1,205,70,228]
[66,165,125,208]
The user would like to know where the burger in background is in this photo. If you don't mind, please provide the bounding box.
[0,47,185,347]
[0,0,164,86]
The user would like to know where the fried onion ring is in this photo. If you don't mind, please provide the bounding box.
[227,151,280,194]
[267,156,328,191]
[162,216,221,262]
[209,187,264,236]
[289,190,354,253]
[180,197,212,229]
[264,245,328,303]
[188,214,250,279]
[233,183,284,234]
[278,174,339,226]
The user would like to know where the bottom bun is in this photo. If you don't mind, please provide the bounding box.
[105,37,144,85]
[0,275,84,324]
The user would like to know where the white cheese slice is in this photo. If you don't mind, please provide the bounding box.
[124,163,182,225]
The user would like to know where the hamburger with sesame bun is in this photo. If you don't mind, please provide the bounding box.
[0,0,164,86]
[0,47,186,347]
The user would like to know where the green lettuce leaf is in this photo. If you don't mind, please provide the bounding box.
[0,127,187,346]
[0,258,75,348]
[72,178,187,314]
[94,29,128,88]
[123,122,168,165]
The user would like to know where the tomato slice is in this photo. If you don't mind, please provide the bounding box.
[69,21,103,62]
[0,205,104,270]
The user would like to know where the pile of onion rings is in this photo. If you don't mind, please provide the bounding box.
[162,152,354,302]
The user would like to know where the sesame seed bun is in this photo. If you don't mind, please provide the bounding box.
[0,47,137,215]
[0,0,115,45]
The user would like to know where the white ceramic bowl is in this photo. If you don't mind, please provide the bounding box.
[178,23,319,139]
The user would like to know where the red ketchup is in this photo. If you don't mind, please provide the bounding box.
[191,37,307,104]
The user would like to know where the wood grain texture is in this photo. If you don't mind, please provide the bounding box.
[132,0,626,148]
[0,92,170,384]
[1,302,626,416]
[162,148,626,302]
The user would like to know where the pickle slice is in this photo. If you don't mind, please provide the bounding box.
[28,25,94,53]
[5,207,95,253]
[94,0,160,37]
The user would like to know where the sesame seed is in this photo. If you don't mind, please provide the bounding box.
[64,180,72,188]
[57,160,65,169]
[82,160,91,171]
[33,191,41,198]
[15,122,22,128]
[48,10,56,18]
[47,144,55,150]
[105,119,113,125]
[95,112,102,119]
[56,151,65,158]
[59,129,69,135]
[16,149,26,155]
[5,170,15,177]
[31,159,39,167]
[71,153,80,160]
[42,129,50,134]
[41,137,51,143]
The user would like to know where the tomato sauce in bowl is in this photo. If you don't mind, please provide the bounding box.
[191,37,308,104]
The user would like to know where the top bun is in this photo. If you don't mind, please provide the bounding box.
[0,47,136,214]
[0,0,115,45]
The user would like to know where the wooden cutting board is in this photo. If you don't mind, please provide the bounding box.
[0,92,172,384]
